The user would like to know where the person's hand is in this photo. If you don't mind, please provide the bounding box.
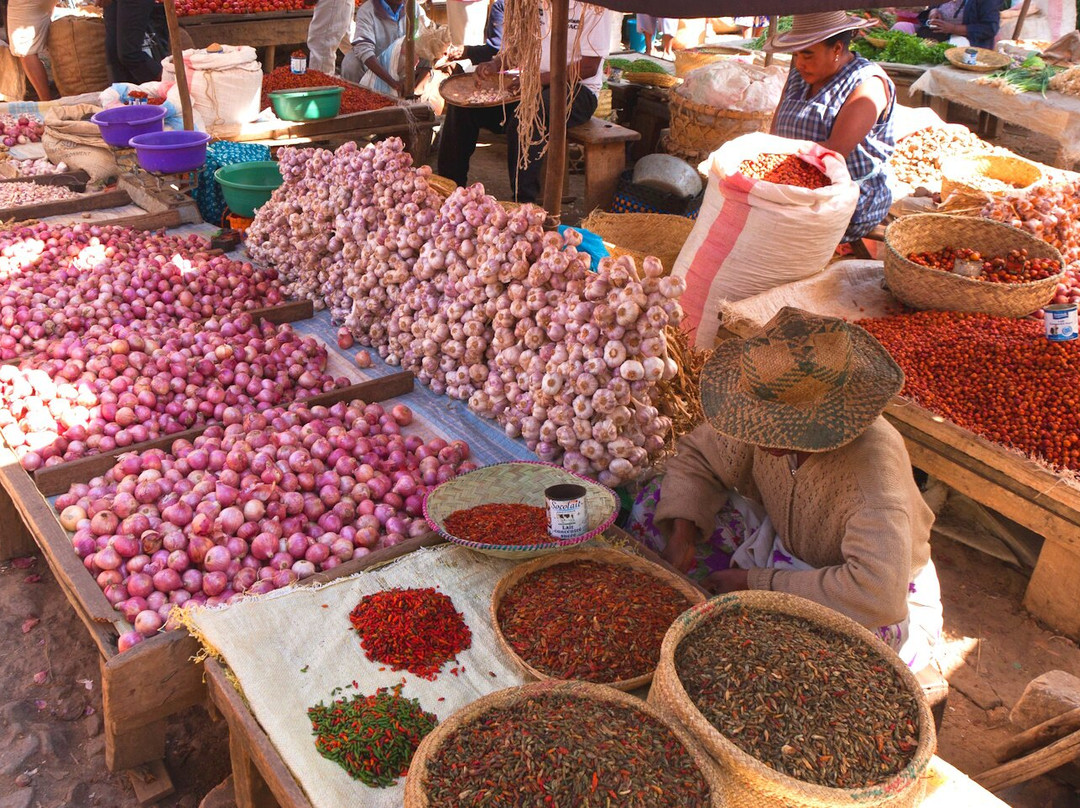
[662,518,700,574]
[702,568,750,595]
[475,60,498,81]
[445,45,466,62]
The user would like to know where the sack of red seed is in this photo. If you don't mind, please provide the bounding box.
[671,132,858,349]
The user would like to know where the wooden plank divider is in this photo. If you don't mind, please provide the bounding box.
[0,189,132,221]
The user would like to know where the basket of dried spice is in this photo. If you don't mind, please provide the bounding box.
[651,591,936,808]
[491,547,704,691]
[404,679,725,807]
[422,460,618,559]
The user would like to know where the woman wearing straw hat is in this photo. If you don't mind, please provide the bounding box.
[626,308,942,671]
[765,12,896,245]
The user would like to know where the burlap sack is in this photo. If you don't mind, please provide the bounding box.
[0,42,27,101]
[41,104,118,183]
[47,10,110,97]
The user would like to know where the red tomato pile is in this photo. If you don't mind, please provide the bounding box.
[262,67,396,114]
[175,0,308,16]
[739,153,832,189]
[907,246,1061,283]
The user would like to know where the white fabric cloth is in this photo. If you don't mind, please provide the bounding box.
[307,0,355,74]
[446,0,488,47]
[539,0,612,96]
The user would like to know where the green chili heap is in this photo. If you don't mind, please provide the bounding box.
[676,607,921,789]
[497,560,692,682]
[308,684,438,787]
[349,587,472,680]
[424,692,712,806]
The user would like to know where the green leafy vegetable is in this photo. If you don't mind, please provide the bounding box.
[850,31,950,65]
[983,54,1062,95]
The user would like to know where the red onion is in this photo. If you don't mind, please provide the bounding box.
[134,609,164,637]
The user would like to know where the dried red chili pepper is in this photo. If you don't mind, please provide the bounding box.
[740,153,832,189]
[349,587,471,680]
[262,67,396,115]
[497,560,693,682]
[444,503,550,546]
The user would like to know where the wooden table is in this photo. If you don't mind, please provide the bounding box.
[178,10,313,74]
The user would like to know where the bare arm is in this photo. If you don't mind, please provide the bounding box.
[821,75,890,158]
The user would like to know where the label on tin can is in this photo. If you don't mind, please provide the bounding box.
[545,483,588,539]
[1045,303,1078,341]
[963,48,979,65]
[291,55,307,74]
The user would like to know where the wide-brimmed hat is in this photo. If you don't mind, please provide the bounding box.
[764,11,874,53]
[700,308,903,452]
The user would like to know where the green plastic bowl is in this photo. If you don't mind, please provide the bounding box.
[214,161,283,218]
[268,86,343,121]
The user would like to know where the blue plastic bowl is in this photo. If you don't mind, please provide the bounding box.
[129,130,212,173]
[91,105,168,148]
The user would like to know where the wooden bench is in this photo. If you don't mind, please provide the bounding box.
[567,118,640,212]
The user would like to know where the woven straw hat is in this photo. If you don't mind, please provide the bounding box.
[764,11,874,52]
[701,307,903,452]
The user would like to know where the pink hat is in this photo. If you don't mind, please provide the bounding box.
[764,12,874,53]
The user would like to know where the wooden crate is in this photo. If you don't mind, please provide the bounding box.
[178,10,314,74]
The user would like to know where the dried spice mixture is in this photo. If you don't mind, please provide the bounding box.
[444,503,551,546]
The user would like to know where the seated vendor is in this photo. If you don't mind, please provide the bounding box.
[917,0,1001,50]
[341,0,430,95]
[766,12,896,244]
[627,308,942,671]
[435,0,612,204]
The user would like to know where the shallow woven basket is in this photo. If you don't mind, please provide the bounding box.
[625,71,680,88]
[404,679,726,807]
[595,87,613,119]
[651,591,937,808]
[883,213,1064,317]
[675,45,751,77]
[668,91,771,166]
[581,210,695,276]
[945,46,1011,72]
[940,153,1042,202]
[422,460,618,559]
[490,546,704,690]
[427,174,457,200]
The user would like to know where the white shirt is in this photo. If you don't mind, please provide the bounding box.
[539,1,612,97]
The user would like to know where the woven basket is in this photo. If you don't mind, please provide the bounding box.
[625,71,680,88]
[427,174,457,200]
[422,460,618,559]
[610,169,704,218]
[651,591,936,808]
[404,679,726,808]
[940,154,1042,202]
[883,213,1064,317]
[668,92,772,166]
[675,45,752,77]
[595,87,613,119]
[490,546,704,691]
[581,210,695,275]
[945,46,1011,72]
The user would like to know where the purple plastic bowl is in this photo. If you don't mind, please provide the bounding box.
[129,130,212,173]
[90,105,168,148]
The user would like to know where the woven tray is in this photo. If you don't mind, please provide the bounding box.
[675,45,752,77]
[581,210,695,275]
[667,91,772,166]
[490,546,704,690]
[625,71,680,88]
[439,72,520,108]
[404,679,726,808]
[422,460,617,559]
[651,591,937,808]
[945,46,1011,72]
[427,174,456,200]
[883,213,1063,317]
[939,153,1042,202]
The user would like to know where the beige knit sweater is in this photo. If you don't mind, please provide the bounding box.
[655,417,934,629]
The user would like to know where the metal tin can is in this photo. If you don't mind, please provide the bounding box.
[545,483,588,539]
[963,48,979,66]
[1045,303,1079,341]
[291,54,307,75]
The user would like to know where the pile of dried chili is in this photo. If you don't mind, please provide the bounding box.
[262,67,396,115]
[497,560,692,682]
[349,587,472,680]
[308,683,437,787]
[423,692,712,806]
[444,503,550,546]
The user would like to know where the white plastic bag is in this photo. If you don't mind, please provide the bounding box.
[672,132,859,349]
[162,45,262,131]
[680,62,786,113]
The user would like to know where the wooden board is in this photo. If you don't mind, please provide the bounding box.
[214,102,435,143]
[0,188,131,222]
[178,10,312,50]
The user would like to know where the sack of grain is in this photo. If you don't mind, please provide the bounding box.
[47,10,110,97]
[162,45,263,131]
[41,104,118,183]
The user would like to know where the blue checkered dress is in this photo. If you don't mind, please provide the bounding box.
[773,54,895,242]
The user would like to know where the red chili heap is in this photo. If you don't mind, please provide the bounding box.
[497,560,693,682]
[349,587,471,679]
[444,503,551,546]
[739,153,832,189]
[262,67,396,114]
[423,692,713,806]
[860,310,1080,470]
[906,246,1061,283]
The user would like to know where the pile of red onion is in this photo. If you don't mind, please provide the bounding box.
[0,113,44,146]
[0,313,348,470]
[56,399,473,651]
[0,222,283,359]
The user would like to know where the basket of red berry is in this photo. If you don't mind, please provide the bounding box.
[883,213,1065,318]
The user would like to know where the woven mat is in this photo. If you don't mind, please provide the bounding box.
[185,544,532,808]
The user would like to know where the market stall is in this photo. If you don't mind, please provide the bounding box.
[178,9,314,74]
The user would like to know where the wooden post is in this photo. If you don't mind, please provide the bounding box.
[541,0,569,221]
[403,0,417,98]
[162,0,194,130]
[1011,0,1033,40]
[763,16,777,67]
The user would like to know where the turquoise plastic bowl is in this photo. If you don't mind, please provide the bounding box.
[268,86,343,121]
[214,161,283,218]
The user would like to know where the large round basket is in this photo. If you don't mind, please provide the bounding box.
[945,46,1011,72]
[581,210,695,275]
[883,213,1064,317]
[940,153,1043,202]
[675,45,753,77]
[422,460,618,559]
[490,546,705,690]
[667,91,772,166]
[404,679,726,807]
[427,174,457,201]
[651,591,937,808]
